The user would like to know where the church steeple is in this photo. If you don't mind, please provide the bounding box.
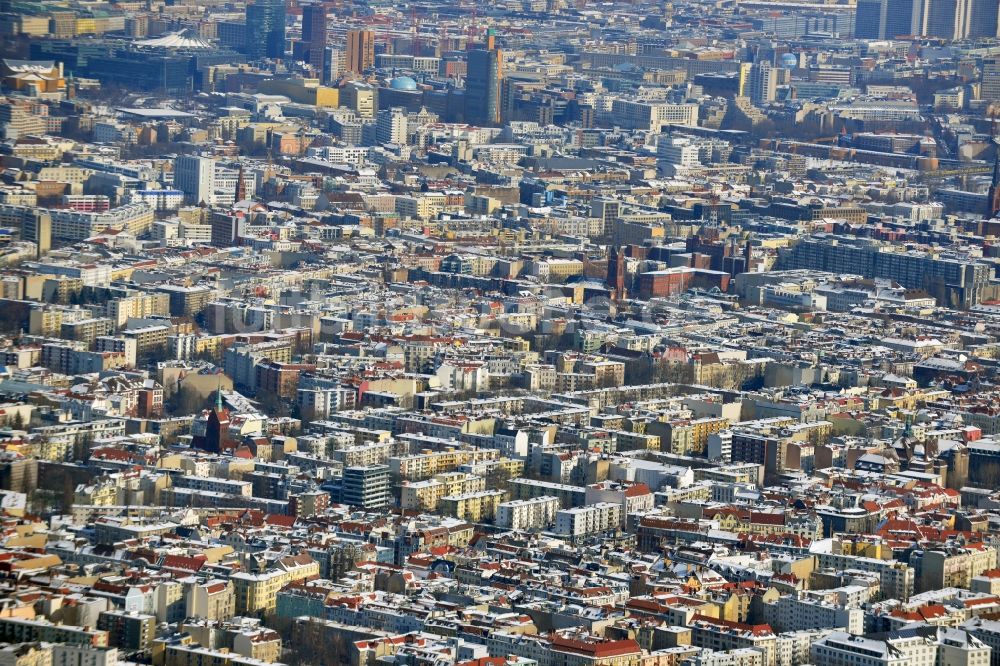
[215,383,224,412]
[235,164,247,203]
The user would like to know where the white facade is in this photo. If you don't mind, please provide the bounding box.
[47,203,154,240]
[299,386,355,420]
[610,99,699,131]
[496,496,560,530]
[764,594,864,635]
[811,631,935,666]
[376,107,409,146]
[132,189,183,211]
[554,502,622,538]
[51,644,119,666]
[658,137,701,168]
[172,475,252,497]
[174,155,216,206]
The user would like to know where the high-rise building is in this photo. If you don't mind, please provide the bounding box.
[375,107,408,145]
[854,0,886,38]
[174,155,216,206]
[658,136,701,169]
[983,57,1000,102]
[342,81,376,118]
[345,30,374,74]
[987,145,1000,220]
[920,0,970,39]
[465,47,503,126]
[746,61,777,105]
[855,0,922,38]
[246,0,286,61]
[967,0,999,37]
[22,211,51,258]
[885,0,923,37]
[301,3,328,79]
[325,47,344,82]
[340,465,390,509]
[592,198,621,228]
[606,246,625,301]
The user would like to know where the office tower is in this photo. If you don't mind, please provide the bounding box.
[175,155,216,206]
[345,29,374,74]
[465,47,504,126]
[988,147,1000,220]
[607,247,625,301]
[737,62,753,95]
[375,107,408,145]
[658,136,700,169]
[325,47,344,82]
[746,61,777,104]
[983,58,1000,102]
[592,197,621,228]
[967,0,999,37]
[246,0,286,61]
[854,0,886,38]
[22,211,51,258]
[341,465,390,510]
[920,0,970,39]
[342,81,376,118]
[885,0,923,37]
[301,3,327,79]
[856,0,923,38]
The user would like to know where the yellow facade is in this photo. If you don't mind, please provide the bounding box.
[231,558,319,615]
[438,489,505,523]
[259,78,340,107]
[75,18,96,34]
[401,472,485,511]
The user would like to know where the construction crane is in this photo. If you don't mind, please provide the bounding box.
[438,21,448,55]
[411,7,420,56]
[466,4,477,49]
[918,165,993,181]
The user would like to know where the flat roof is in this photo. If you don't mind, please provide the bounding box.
[117,108,196,119]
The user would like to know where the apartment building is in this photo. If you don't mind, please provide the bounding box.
[509,478,587,509]
[230,555,319,616]
[911,544,997,594]
[689,616,777,666]
[439,489,505,523]
[400,472,486,511]
[107,292,170,328]
[123,325,171,364]
[555,503,623,539]
[496,496,560,531]
[810,628,985,666]
[48,202,154,240]
[390,447,499,481]
[172,475,252,497]
[759,594,864,635]
[813,549,915,601]
[340,464,390,510]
